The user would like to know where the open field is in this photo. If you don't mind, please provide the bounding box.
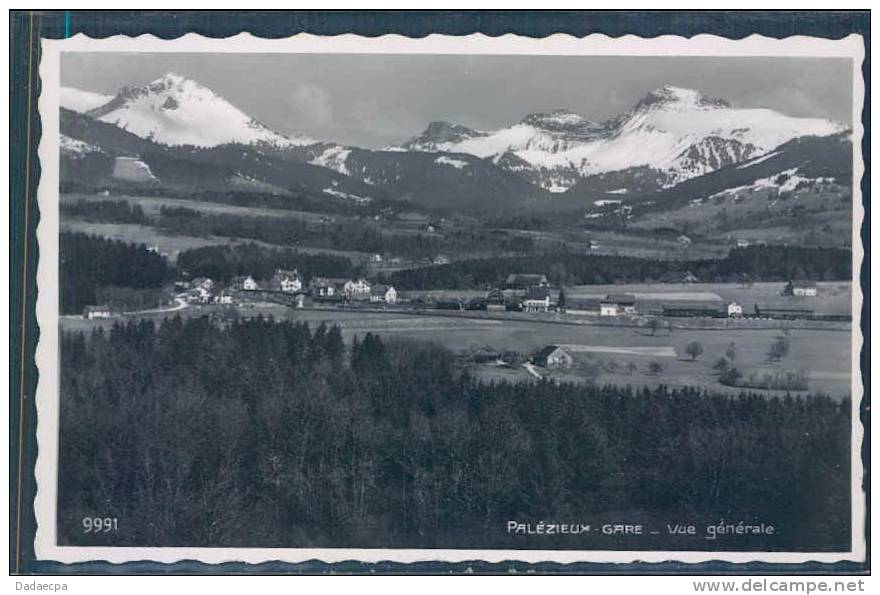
[61,192,344,223]
[61,219,371,263]
[566,281,853,315]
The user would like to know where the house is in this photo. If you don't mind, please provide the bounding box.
[678,234,692,246]
[344,278,372,300]
[521,286,552,312]
[83,305,113,319]
[727,301,743,317]
[505,273,549,290]
[310,277,347,297]
[186,286,211,304]
[272,269,302,293]
[783,280,818,297]
[736,239,751,248]
[370,284,398,304]
[599,301,619,317]
[602,293,637,315]
[231,275,259,291]
[369,253,383,263]
[533,345,574,369]
[191,277,214,291]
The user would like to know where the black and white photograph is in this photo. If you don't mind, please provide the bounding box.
[30,31,865,565]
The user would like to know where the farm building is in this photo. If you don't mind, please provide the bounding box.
[506,273,549,290]
[370,284,398,304]
[533,345,574,369]
[661,304,723,318]
[83,305,114,319]
[522,286,552,312]
[600,293,637,316]
[231,275,259,291]
[272,269,302,293]
[783,280,818,297]
[564,298,600,315]
[727,302,743,317]
[344,278,372,300]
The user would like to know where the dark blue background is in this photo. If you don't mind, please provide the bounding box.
[9,10,870,575]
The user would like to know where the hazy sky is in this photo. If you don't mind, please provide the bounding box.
[61,53,854,148]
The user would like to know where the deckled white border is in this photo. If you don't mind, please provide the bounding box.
[34,32,866,566]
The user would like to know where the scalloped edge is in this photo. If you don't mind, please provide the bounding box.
[32,31,866,567]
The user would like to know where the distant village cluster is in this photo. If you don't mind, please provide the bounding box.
[82,267,833,323]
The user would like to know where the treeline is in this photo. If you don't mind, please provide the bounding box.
[60,199,147,224]
[175,243,364,283]
[60,232,171,314]
[59,317,850,550]
[391,245,852,290]
[155,210,444,258]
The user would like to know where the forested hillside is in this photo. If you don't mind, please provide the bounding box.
[60,232,171,314]
[59,318,850,550]
[390,245,852,290]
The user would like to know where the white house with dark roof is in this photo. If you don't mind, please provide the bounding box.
[344,278,372,300]
[272,269,302,293]
[232,275,259,291]
[522,286,551,312]
[370,284,398,304]
[533,345,573,369]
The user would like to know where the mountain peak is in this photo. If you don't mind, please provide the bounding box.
[404,121,486,149]
[89,73,313,148]
[521,109,598,134]
[636,85,731,110]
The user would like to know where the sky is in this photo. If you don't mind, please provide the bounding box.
[61,53,854,149]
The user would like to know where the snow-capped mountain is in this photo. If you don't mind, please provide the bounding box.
[60,87,113,113]
[87,73,314,148]
[399,86,844,192]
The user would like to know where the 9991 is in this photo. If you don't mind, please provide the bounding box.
[82,517,118,533]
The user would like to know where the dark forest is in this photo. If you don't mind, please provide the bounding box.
[58,317,850,551]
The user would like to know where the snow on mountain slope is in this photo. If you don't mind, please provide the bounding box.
[60,87,114,113]
[400,86,844,192]
[61,134,102,157]
[89,73,314,148]
[309,145,353,177]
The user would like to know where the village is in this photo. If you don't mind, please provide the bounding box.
[76,264,851,395]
